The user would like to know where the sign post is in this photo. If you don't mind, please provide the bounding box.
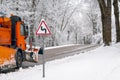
[36,19,51,78]
[42,37,45,77]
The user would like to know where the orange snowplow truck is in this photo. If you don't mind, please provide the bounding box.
[0,14,40,70]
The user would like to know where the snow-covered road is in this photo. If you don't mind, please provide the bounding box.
[22,44,99,68]
[1,43,120,80]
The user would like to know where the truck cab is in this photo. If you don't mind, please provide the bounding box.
[10,15,28,50]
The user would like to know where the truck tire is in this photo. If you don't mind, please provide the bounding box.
[15,51,23,68]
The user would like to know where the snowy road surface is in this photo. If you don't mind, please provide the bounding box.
[22,44,99,67]
[1,43,120,80]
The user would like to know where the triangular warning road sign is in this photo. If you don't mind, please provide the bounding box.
[36,19,51,36]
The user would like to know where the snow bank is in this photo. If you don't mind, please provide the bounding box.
[1,43,120,80]
[45,44,79,50]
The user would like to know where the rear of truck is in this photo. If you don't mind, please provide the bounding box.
[0,17,16,68]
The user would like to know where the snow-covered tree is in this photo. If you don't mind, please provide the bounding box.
[0,0,103,47]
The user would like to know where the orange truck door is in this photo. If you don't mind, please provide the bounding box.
[16,22,26,51]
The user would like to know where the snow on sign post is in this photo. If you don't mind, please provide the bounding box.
[36,19,51,78]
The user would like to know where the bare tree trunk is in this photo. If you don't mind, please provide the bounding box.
[28,0,40,45]
[106,0,112,45]
[0,0,3,4]
[30,0,36,44]
[98,0,111,46]
[113,0,120,42]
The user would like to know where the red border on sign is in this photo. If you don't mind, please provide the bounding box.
[36,19,51,36]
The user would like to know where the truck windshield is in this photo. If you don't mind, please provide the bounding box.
[20,23,28,37]
[25,25,28,37]
[20,24,25,36]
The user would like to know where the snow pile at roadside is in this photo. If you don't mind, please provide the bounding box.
[1,43,120,80]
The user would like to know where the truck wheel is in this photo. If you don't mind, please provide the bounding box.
[16,51,23,68]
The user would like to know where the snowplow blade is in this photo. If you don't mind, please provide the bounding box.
[25,48,39,62]
[0,46,16,68]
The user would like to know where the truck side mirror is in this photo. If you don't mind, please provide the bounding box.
[38,47,43,55]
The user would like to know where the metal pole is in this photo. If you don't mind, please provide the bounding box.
[42,37,45,78]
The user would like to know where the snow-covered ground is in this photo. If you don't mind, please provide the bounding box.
[1,43,120,80]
